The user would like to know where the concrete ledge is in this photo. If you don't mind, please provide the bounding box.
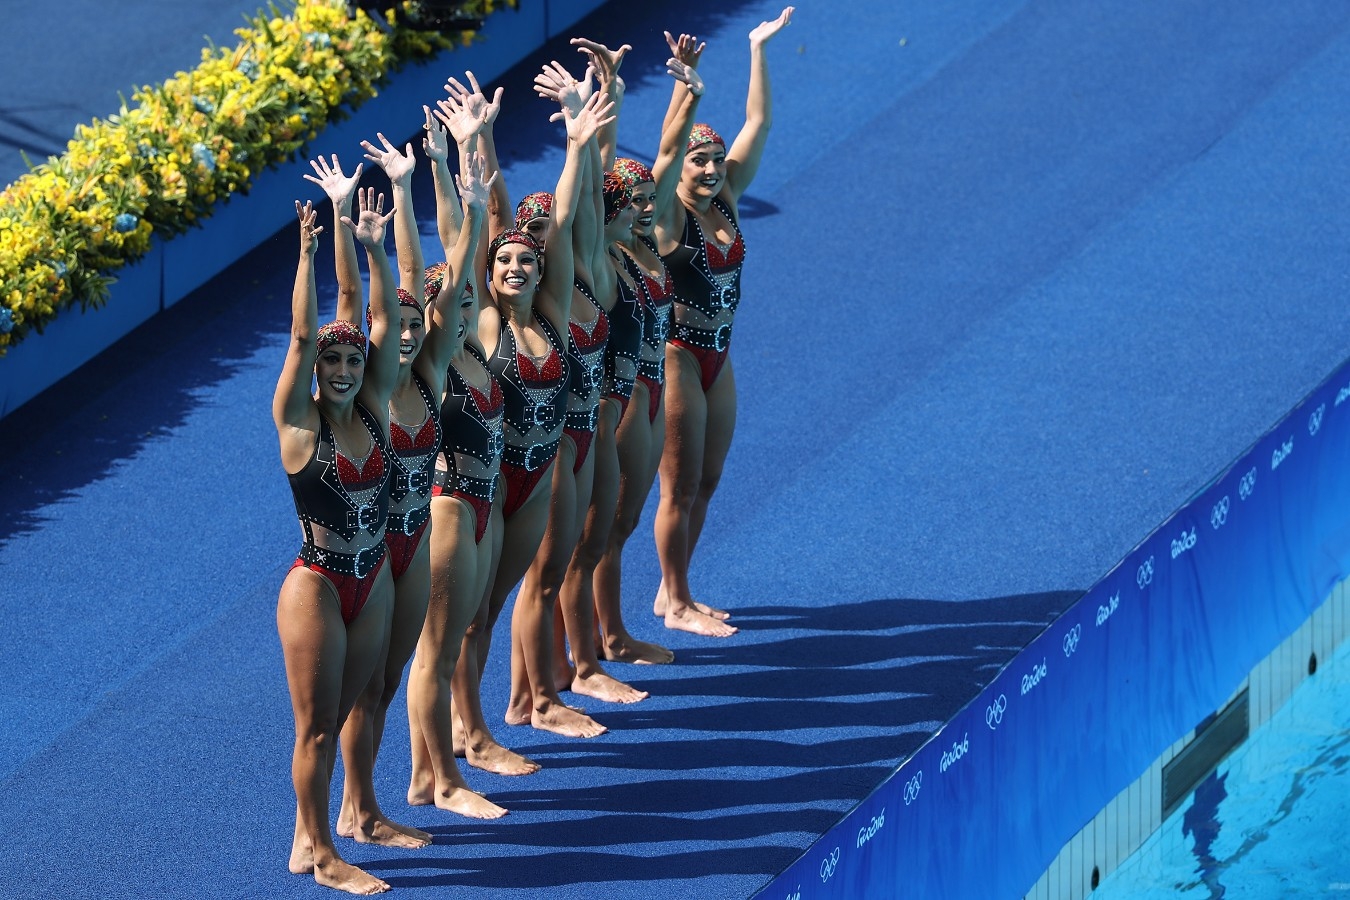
[0,0,608,419]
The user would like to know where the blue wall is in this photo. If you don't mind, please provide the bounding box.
[756,358,1350,899]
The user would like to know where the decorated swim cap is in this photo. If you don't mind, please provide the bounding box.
[423,261,475,306]
[514,191,553,230]
[424,261,449,304]
[686,123,725,152]
[613,157,654,191]
[488,228,544,259]
[602,170,633,225]
[365,288,423,331]
[316,320,367,357]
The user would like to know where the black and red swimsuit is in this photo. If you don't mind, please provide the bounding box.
[662,195,745,391]
[434,344,505,543]
[564,278,609,472]
[288,403,392,623]
[624,235,674,422]
[385,372,441,579]
[487,311,569,517]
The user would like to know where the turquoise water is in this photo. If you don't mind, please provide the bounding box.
[1094,640,1350,898]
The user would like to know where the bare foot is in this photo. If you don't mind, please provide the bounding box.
[531,702,607,738]
[572,670,649,704]
[407,771,435,806]
[289,833,314,875]
[503,698,532,727]
[339,814,432,849]
[314,857,391,895]
[435,785,509,819]
[465,739,541,776]
[665,605,738,638]
[653,582,730,620]
[602,632,675,664]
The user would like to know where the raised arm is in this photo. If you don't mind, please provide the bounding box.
[535,61,607,286]
[660,32,706,137]
[361,133,422,296]
[302,155,363,324]
[344,188,400,411]
[422,104,465,250]
[444,72,510,236]
[441,71,508,299]
[570,39,630,170]
[652,47,706,235]
[724,7,793,201]
[274,202,324,438]
[536,91,615,331]
[420,151,492,374]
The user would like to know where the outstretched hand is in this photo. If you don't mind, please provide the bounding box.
[563,89,617,145]
[456,151,495,213]
[340,188,395,248]
[666,57,704,97]
[302,155,363,208]
[430,94,483,147]
[664,31,706,69]
[535,60,592,113]
[444,70,504,128]
[295,200,324,253]
[360,133,416,185]
[749,7,794,47]
[422,106,452,162]
[570,37,630,85]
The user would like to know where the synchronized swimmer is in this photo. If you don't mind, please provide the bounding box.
[272,8,793,894]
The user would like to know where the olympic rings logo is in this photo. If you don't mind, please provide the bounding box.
[1211,495,1230,530]
[1309,403,1326,437]
[1137,555,1154,590]
[1239,467,1257,501]
[903,771,923,806]
[986,694,1007,730]
[819,848,841,883]
[1063,623,1082,658]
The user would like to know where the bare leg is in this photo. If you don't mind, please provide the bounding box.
[561,399,650,702]
[652,347,738,637]
[405,497,508,818]
[460,467,553,771]
[337,532,433,848]
[508,438,607,737]
[279,567,393,895]
[595,380,674,664]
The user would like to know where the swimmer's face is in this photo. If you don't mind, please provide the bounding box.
[628,181,656,237]
[315,344,365,402]
[491,243,541,299]
[522,215,549,246]
[682,144,726,198]
[398,308,425,364]
[456,287,475,343]
[605,201,636,239]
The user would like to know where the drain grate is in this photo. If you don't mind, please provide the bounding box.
[1161,689,1249,820]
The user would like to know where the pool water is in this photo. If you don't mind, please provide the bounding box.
[1093,640,1350,898]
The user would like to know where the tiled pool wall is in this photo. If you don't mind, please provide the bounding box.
[1025,576,1350,900]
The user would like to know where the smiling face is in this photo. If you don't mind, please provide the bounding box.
[455,286,475,343]
[397,308,425,365]
[314,344,365,403]
[627,180,656,237]
[491,242,542,300]
[681,143,727,201]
